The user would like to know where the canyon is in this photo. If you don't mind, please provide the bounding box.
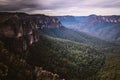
[57,15,120,42]
[0,12,120,80]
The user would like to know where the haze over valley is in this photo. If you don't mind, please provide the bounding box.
[0,0,120,80]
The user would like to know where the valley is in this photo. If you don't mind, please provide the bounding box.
[0,12,120,80]
[57,15,120,42]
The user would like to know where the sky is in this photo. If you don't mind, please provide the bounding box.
[0,0,120,16]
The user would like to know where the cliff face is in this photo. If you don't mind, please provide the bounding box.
[0,13,39,53]
[57,15,120,41]
[0,12,63,80]
[83,16,120,41]
[0,13,63,53]
[57,15,120,24]
[87,15,120,23]
[31,14,62,29]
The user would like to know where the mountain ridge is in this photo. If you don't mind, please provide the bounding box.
[0,12,119,80]
[57,15,120,42]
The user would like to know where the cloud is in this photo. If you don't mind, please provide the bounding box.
[0,0,120,15]
[0,0,38,11]
[30,7,120,16]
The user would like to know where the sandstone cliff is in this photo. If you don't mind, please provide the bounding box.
[57,15,120,41]
[0,13,63,53]
[0,12,63,80]
[0,13,39,53]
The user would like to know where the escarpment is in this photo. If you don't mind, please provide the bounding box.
[0,12,63,53]
[57,15,120,41]
[0,13,39,53]
[31,14,63,29]
[0,12,64,80]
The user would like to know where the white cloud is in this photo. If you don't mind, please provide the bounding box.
[0,0,120,15]
[30,7,120,16]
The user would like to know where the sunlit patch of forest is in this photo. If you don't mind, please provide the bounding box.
[28,35,105,80]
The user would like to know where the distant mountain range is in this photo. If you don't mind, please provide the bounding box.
[0,12,120,80]
[57,15,120,42]
[0,12,113,53]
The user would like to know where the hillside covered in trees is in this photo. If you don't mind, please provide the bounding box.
[0,12,120,80]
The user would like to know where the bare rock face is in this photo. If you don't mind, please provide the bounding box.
[0,12,64,80]
[57,15,120,41]
[31,14,63,29]
[0,12,63,53]
[0,13,39,53]
[86,15,120,23]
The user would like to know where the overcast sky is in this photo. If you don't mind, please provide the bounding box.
[0,0,120,16]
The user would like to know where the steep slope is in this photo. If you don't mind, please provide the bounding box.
[30,14,113,48]
[0,12,119,80]
[57,15,120,42]
[0,12,39,53]
[31,14,62,29]
[0,40,62,80]
[28,35,105,80]
[40,27,114,48]
[0,12,62,80]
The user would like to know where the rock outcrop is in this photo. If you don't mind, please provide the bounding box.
[57,15,120,41]
[0,13,63,53]
[0,12,64,80]
[0,13,39,53]
[31,14,62,29]
[88,15,120,23]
